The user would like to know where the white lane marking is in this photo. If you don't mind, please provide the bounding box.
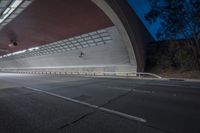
[25,86,147,123]
[100,107,146,122]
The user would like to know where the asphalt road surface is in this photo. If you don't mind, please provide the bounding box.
[0,73,200,133]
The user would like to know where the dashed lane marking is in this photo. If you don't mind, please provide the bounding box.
[25,86,147,123]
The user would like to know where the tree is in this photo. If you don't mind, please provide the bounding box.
[145,0,200,68]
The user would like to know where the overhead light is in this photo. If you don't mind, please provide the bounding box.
[0,45,40,59]
[8,40,18,47]
[0,0,23,24]
[10,0,23,8]
[28,47,39,51]
[12,50,26,55]
[7,53,12,57]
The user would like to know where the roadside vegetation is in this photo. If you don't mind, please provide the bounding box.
[146,41,200,78]
[145,0,200,78]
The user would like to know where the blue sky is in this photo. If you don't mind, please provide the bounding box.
[128,0,161,40]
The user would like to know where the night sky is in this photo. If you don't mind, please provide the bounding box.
[128,0,161,40]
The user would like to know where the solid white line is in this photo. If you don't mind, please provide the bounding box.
[25,86,99,108]
[25,86,147,123]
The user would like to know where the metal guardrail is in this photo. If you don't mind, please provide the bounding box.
[136,72,162,79]
[102,72,162,79]
[0,69,162,79]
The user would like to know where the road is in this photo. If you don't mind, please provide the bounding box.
[0,73,200,133]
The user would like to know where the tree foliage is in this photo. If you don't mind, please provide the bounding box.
[145,0,200,68]
[146,42,195,71]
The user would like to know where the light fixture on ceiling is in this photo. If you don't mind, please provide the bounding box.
[0,0,23,24]
[8,40,18,48]
[28,47,39,51]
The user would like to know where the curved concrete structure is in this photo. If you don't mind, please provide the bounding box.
[92,0,137,67]
[0,0,153,75]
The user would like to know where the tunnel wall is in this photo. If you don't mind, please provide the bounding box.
[0,26,136,75]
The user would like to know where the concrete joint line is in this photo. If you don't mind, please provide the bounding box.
[25,86,147,123]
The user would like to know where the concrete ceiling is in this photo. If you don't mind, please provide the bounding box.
[0,0,113,55]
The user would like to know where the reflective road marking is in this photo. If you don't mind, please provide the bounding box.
[25,86,147,123]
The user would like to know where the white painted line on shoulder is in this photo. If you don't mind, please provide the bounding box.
[25,86,147,123]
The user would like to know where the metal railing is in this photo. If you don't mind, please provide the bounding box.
[102,72,162,79]
[136,72,162,79]
[0,69,162,79]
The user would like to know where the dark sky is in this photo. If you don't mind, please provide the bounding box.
[128,0,161,40]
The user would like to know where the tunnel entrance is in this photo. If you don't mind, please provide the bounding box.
[0,0,153,76]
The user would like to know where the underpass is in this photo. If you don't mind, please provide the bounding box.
[0,0,200,133]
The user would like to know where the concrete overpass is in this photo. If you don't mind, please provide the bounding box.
[0,0,153,75]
